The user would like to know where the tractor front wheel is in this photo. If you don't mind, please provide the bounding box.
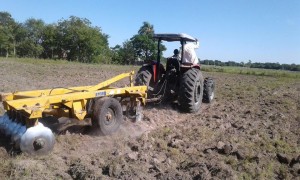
[203,77,215,103]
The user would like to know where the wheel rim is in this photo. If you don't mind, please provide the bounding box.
[194,80,201,105]
[210,91,215,100]
[33,138,46,150]
[104,108,116,126]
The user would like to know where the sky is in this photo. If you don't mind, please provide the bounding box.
[1,0,300,64]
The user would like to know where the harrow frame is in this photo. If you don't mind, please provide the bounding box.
[1,71,147,128]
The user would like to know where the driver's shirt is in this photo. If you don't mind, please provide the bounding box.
[181,42,200,64]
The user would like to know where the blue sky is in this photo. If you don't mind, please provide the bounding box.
[1,0,299,64]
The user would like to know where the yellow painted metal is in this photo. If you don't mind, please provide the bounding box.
[4,86,147,109]
[87,71,135,91]
[1,86,92,101]
[1,71,135,101]
[1,71,147,122]
[72,100,87,120]
[29,108,44,119]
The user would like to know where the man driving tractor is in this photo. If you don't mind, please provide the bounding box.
[180,41,200,65]
[135,33,215,113]
[172,40,200,65]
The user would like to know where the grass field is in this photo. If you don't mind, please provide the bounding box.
[2,57,299,78]
[200,64,300,79]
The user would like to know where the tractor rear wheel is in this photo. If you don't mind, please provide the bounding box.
[135,66,153,88]
[135,64,165,99]
[135,65,156,98]
[91,97,123,135]
[178,68,203,113]
[203,77,215,103]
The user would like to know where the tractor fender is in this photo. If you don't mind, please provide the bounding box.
[180,63,201,71]
[141,62,165,82]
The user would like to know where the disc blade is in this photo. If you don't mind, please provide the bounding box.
[20,123,55,155]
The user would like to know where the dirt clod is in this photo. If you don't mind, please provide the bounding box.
[277,153,290,164]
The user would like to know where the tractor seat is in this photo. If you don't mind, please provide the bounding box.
[166,57,180,72]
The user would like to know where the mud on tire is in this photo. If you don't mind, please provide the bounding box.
[178,68,204,113]
[203,77,215,103]
[91,97,123,135]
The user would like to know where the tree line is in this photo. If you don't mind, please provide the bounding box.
[200,60,300,71]
[0,11,162,64]
[0,12,111,63]
[0,11,299,71]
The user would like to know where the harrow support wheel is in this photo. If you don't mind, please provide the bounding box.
[91,97,123,135]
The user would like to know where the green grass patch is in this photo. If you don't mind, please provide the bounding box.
[0,57,139,73]
[201,65,300,79]
[0,57,70,65]
[2,57,299,79]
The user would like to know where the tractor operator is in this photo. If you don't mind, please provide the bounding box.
[172,49,180,58]
[179,41,200,65]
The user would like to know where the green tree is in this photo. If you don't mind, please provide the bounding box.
[111,44,122,64]
[119,40,136,65]
[240,61,245,67]
[57,16,110,62]
[18,18,45,58]
[131,34,156,60]
[130,21,165,62]
[0,12,17,57]
[41,24,58,59]
[12,22,26,57]
[138,21,154,35]
[246,60,252,68]
[0,24,11,57]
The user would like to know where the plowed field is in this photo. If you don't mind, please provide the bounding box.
[0,58,299,179]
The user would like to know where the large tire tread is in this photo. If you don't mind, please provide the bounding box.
[203,77,215,103]
[178,69,203,113]
[134,66,153,87]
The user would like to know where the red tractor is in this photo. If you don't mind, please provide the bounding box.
[135,33,215,112]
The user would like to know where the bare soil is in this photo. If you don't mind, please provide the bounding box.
[0,58,299,179]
